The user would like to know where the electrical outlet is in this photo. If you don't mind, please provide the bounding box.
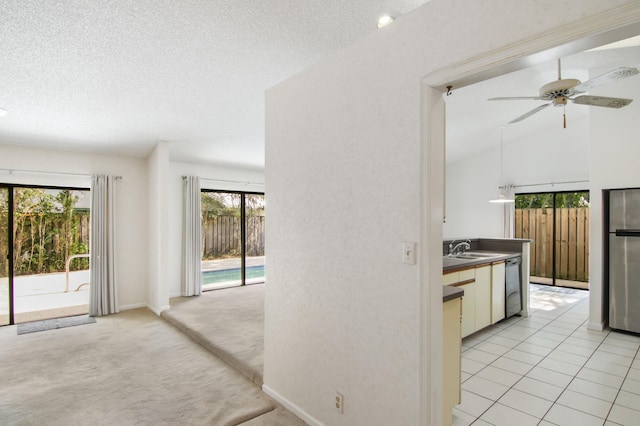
[335,392,344,413]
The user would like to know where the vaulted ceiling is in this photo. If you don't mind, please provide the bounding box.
[446,38,640,165]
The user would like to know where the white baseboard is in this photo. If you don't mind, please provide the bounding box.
[587,320,605,331]
[146,304,171,316]
[117,303,170,316]
[262,384,323,426]
[118,303,148,312]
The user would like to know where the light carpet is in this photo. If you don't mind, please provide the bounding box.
[0,308,303,425]
[162,284,265,387]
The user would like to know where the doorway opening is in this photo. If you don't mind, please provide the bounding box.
[200,190,265,291]
[514,191,589,290]
[425,15,640,424]
[1,185,90,325]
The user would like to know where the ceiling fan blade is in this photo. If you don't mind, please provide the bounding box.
[508,103,551,124]
[489,96,542,101]
[572,95,633,108]
[572,67,639,93]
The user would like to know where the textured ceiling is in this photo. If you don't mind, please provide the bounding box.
[2,2,638,170]
[0,0,428,168]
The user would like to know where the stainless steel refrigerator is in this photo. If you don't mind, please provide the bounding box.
[609,188,640,333]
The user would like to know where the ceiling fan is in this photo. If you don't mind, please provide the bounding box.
[489,59,639,128]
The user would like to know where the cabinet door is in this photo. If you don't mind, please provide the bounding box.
[442,297,461,425]
[460,282,476,338]
[475,265,492,330]
[491,262,506,324]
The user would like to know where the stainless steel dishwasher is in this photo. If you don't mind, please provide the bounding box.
[505,256,522,318]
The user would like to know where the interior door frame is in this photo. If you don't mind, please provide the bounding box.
[420,9,640,425]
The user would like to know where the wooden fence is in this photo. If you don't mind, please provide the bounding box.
[514,208,589,282]
[202,215,265,259]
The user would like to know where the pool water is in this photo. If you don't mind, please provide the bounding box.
[202,265,265,284]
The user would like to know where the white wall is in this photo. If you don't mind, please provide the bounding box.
[589,58,640,329]
[167,162,264,298]
[264,1,637,424]
[0,142,266,312]
[0,144,148,310]
[444,115,590,239]
[146,142,170,314]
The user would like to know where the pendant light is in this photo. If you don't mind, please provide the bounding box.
[489,127,514,203]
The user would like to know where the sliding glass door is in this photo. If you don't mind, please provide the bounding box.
[514,191,589,289]
[245,194,265,284]
[201,191,265,290]
[0,185,90,325]
[0,188,8,325]
[201,192,242,289]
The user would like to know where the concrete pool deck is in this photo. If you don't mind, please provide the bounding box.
[1,270,90,324]
[2,256,265,324]
[201,255,265,271]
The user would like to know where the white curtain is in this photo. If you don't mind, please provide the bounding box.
[89,174,118,316]
[504,184,516,238]
[182,176,202,296]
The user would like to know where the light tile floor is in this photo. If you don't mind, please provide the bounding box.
[454,284,640,426]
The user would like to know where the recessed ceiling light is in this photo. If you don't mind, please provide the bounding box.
[377,15,394,29]
[0,108,7,117]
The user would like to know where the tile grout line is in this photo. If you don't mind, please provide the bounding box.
[602,339,640,423]
[462,293,589,423]
[460,289,625,424]
[535,317,612,423]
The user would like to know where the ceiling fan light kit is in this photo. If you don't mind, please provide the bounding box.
[489,59,639,127]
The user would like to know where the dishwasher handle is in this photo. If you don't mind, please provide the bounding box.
[506,256,521,266]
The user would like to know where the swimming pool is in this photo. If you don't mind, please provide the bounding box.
[201,265,265,284]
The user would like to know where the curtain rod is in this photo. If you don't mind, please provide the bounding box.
[190,176,264,186]
[0,168,122,179]
[512,179,589,189]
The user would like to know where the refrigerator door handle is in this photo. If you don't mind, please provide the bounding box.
[615,229,640,237]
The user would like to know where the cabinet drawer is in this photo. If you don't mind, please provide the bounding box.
[459,268,476,282]
[443,268,476,286]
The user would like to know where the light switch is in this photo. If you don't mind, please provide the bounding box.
[402,242,416,264]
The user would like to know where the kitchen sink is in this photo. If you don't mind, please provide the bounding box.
[452,253,487,259]
[446,252,502,260]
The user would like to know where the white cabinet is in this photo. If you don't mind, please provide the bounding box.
[443,268,475,286]
[475,265,492,331]
[444,260,508,337]
[443,296,462,425]
[443,268,476,338]
[491,261,506,324]
[459,282,476,338]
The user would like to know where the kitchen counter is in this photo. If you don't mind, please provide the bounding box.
[443,251,520,273]
[443,285,464,302]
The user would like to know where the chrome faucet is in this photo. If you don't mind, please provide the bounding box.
[449,239,471,256]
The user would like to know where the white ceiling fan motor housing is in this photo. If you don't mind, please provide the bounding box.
[539,78,581,100]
